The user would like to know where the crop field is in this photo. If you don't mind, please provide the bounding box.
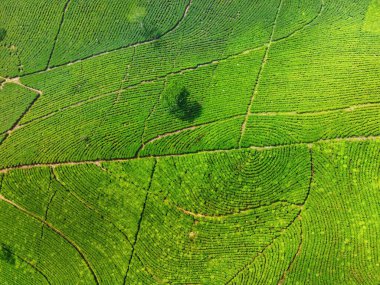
[0,0,379,284]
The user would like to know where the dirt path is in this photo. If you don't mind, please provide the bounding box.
[1,135,379,174]
[0,78,43,145]
[239,0,285,148]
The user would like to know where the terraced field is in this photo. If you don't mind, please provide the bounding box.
[0,0,379,284]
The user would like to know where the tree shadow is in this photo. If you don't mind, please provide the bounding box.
[166,87,202,122]
[1,244,15,265]
[141,21,162,48]
[177,100,202,122]
[0,28,6,42]
[142,24,161,40]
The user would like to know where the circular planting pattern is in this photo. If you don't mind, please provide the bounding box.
[0,0,379,284]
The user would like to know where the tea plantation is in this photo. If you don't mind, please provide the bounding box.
[0,0,379,284]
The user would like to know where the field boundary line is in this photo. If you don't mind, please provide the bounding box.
[0,78,43,145]
[239,0,284,147]
[224,207,302,284]
[15,44,265,131]
[1,135,380,173]
[0,194,100,285]
[273,0,325,45]
[251,101,380,116]
[97,164,167,283]
[123,159,157,285]
[9,251,51,284]
[0,173,3,193]
[40,168,55,238]
[277,148,313,284]
[305,147,314,206]
[17,92,114,129]
[115,47,136,104]
[20,0,193,77]
[277,217,303,285]
[137,114,245,156]
[137,79,168,157]
[45,0,72,70]
[176,200,301,220]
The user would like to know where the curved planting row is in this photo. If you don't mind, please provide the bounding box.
[0,82,163,169]
[284,140,380,284]
[151,145,310,216]
[253,0,380,113]
[49,0,189,67]
[1,140,379,283]
[242,104,380,147]
[0,0,68,76]
[0,83,37,134]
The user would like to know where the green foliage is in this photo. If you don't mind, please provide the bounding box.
[142,23,161,40]
[48,0,188,66]
[242,105,380,147]
[0,0,70,76]
[1,0,380,284]
[364,0,380,33]
[0,82,163,168]
[163,80,202,122]
[284,141,380,284]
[0,244,15,265]
[0,83,37,133]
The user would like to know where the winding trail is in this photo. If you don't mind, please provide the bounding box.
[3,77,42,96]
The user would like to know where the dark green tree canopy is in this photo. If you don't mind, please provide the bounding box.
[163,80,202,122]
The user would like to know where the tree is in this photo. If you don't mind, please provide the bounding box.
[163,80,202,122]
